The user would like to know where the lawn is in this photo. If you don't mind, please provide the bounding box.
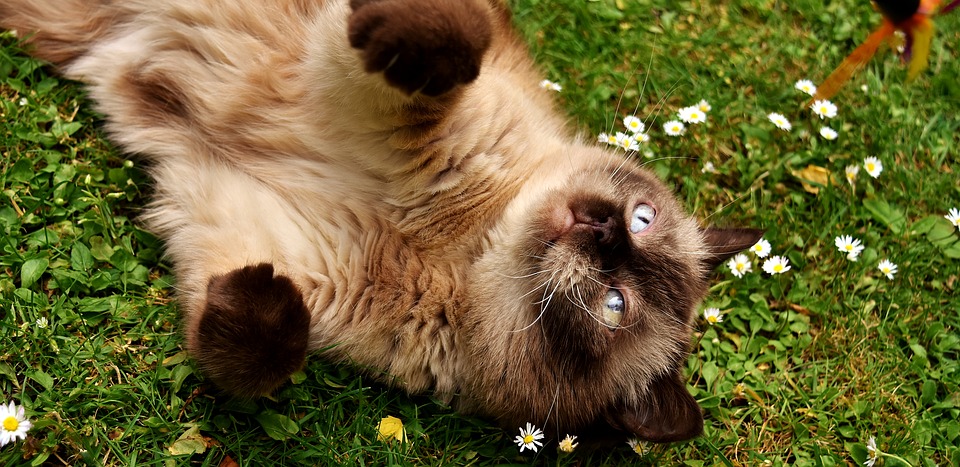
[1,0,959,465]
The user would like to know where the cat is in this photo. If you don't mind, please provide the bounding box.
[1,0,761,446]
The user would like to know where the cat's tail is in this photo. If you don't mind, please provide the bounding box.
[0,0,131,67]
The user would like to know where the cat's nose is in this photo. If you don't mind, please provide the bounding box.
[589,216,617,245]
[569,203,621,246]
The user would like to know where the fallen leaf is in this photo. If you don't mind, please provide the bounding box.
[377,415,406,443]
[220,455,240,467]
[168,425,208,456]
[791,164,833,194]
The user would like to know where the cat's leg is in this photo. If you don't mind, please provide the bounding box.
[146,159,331,398]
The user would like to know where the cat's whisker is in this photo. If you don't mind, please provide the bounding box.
[643,76,684,130]
[541,383,561,437]
[518,269,558,301]
[631,39,658,118]
[522,252,550,261]
[511,271,561,333]
[570,283,618,329]
[639,155,696,168]
[582,274,615,290]
[703,190,751,222]
[494,268,552,280]
[608,154,633,186]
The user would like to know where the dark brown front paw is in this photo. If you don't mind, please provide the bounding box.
[191,263,311,398]
[348,0,493,96]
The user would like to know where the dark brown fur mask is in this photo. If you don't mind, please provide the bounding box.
[461,154,761,444]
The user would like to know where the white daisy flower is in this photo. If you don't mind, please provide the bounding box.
[618,135,640,152]
[697,99,712,113]
[865,436,878,467]
[626,438,647,456]
[0,401,32,446]
[727,253,752,278]
[558,434,578,453]
[834,235,865,261]
[633,132,650,144]
[35,317,48,329]
[863,157,883,178]
[703,307,723,324]
[945,208,960,231]
[597,132,610,145]
[514,422,544,453]
[623,115,646,134]
[795,79,817,96]
[811,99,838,119]
[819,126,838,140]
[877,259,898,280]
[18,97,28,106]
[845,165,860,186]
[750,238,772,258]
[539,79,562,92]
[678,106,706,124]
[663,120,686,136]
[767,112,792,131]
[701,161,717,174]
[762,256,791,275]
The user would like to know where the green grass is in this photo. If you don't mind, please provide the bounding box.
[2,0,959,465]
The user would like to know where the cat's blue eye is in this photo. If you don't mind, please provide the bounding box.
[630,204,656,234]
[602,289,624,328]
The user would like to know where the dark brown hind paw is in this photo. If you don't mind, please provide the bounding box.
[347,0,493,96]
[191,263,311,398]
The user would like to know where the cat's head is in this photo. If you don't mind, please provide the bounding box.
[461,146,761,446]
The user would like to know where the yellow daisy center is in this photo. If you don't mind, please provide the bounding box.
[3,416,19,431]
[845,245,854,251]
[736,263,745,272]
[707,315,718,323]
[773,264,783,272]
[866,163,875,172]
[522,434,534,444]
[753,245,762,252]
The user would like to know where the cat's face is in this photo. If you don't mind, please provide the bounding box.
[462,147,759,445]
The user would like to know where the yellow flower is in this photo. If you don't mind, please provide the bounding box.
[558,434,578,453]
[376,415,406,443]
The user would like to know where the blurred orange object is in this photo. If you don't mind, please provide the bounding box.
[812,0,959,101]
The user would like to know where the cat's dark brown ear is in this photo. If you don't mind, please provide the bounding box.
[700,227,764,270]
[609,371,704,443]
